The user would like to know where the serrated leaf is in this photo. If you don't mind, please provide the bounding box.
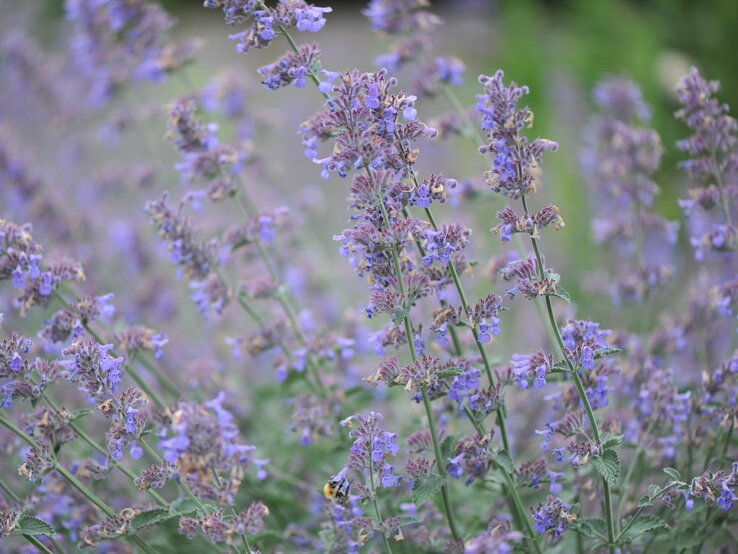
[493,450,514,475]
[14,515,55,536]
[395,514,418,528]
[647,484,662,498]
[437,368,464,379]
[591,449,620,486]
[129,509,173,533]
[663,467,681,482]
[553,285,571,303]
[573,517,607,540]
[601,434,624,450]
[618,515,669,545]
[440,434,458,462]
[637,495,653,508]
[412,474,446,505]
[595,347,621,360]
[550,360,571,374]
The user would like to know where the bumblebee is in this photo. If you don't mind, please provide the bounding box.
[324,469,351,505]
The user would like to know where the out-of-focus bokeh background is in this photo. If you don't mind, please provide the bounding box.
[6,0,736,336]
[1,1,737,550]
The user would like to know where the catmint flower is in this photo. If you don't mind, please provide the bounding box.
[498,254,560,300]
[477,70,558,198]
[0,219,85,316]
[422,223,471,266]
[116,326,169,359]
[448,432,493,485]
[675,67,738,258]
[583,77,679,304]
[66,0,194,105]
[560,319,613,370]
[258,43,321,90]
[145,193,229,316]
[18,445,55,482]
[492,205,564,242]
[289,393,337,446]
[340,411,401,490]
[208,1,331,53]
[688,463,738,512]
[531,496,575,537]
[295,5,332,32]
[510,350,554,389]
[465,519,523,553]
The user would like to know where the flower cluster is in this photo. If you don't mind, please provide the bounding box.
[531,495,575,537]
[145,193,229,315]
[2,1,738,552]
[687,462,738,511]
[0,219,85,316]
[178,501,269,544]
[583,76,678,304]
[477,70,558,198]
[66,0,195,104]
[339,411,401,490]
[157,393,259,503]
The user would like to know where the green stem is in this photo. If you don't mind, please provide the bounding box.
[39,391,169,508]
[437,83,559,350]
[0,430,154,554]
[439,84,486,146]
[22,534,54,554]
[423,205,512,452]
[521,194,616,553]
[126,351,166,412]
[138,437,209,515]
[376,187,460,542]
[0,473,20,502]
[52,289,173,410]
[367,451,393,554]
[721,422,734,459]
[616,420,657,526]
[711,149,735,230]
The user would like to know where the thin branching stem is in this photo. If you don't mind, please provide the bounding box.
[521,194,616,553]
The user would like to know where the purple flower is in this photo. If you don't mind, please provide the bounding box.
[295,6,332,33]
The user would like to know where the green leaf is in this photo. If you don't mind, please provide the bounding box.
[440,435,458,462]
[396,514,418,528]
[412,473,446,505]
[573,517,607,540]
[436,368,464,379]
[392,307,408,325]
[591,449,620,486]
[14,515,55,536]
[250,529,282,543]
[550,360,571,374]
[637,495,653,508]
[663,467,681,482]
[647,484,662,498]
[618,515,669,545]
[344,386,365,398]
[553,285,571,303]
[493,450,515,475]
[601,433,624,450]
[594,347,621,360]
[69,408,94,422]
[129,509,175,533]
